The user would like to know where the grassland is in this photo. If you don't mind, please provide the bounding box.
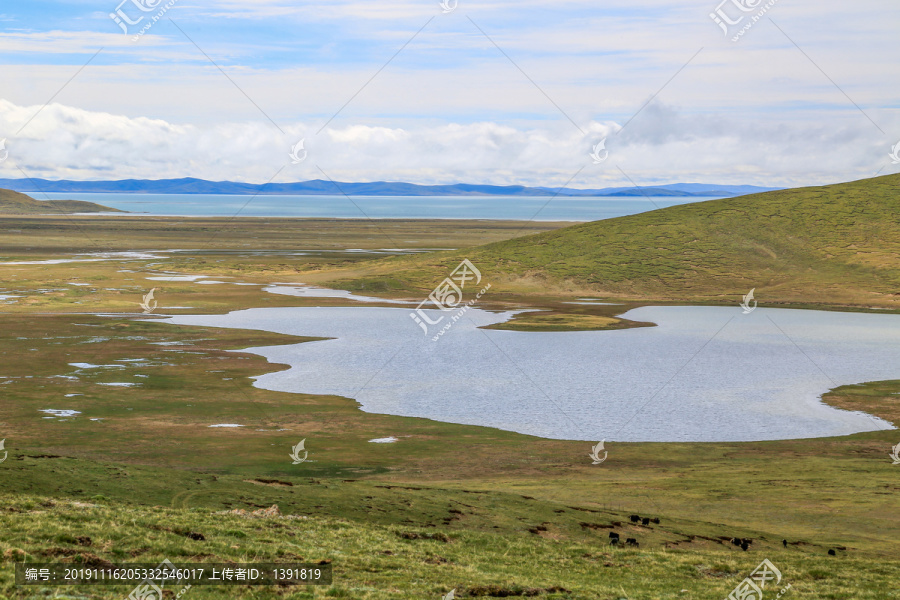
[1,179,899,598]
[0,215,568,253]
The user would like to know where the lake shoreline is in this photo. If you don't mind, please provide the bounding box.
[163,300,899,443]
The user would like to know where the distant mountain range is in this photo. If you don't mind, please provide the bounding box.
[0,178,779,198]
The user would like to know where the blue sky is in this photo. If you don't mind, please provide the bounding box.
[1,0,898,186]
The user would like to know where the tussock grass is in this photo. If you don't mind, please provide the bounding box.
[2,495,899,599]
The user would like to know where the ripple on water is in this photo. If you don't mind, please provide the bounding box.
[164,305,900,442]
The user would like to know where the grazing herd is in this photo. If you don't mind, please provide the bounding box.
[731,537,753,551]
[605,517,839,556]
[629,514,659,525]
[607,532,640,547]
[607,515,661,548]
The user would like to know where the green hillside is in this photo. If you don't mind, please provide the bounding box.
[333,174,900,308]
[0,187,122,214]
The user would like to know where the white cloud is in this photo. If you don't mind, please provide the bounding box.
[0,30,133,53]
[1,99,896,187]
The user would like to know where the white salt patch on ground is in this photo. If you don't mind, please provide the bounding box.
[68,282,91,286]
[368,437,399,443]
[64,394,83,397]
[69,363,125,369]
[97,382,137,387]
[209,424,244,428]
[41,409,81,417]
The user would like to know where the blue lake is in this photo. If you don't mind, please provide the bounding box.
[47,193,721,221]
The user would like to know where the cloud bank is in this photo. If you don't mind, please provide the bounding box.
[1,99,896,188]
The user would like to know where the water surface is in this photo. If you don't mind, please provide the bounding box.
[48,193,717,221]
[164,305,899,442]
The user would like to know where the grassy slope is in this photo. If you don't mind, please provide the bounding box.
[327,174,900,309]
[0,188,122,214]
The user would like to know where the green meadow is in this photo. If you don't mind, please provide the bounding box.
[1,176,899,599]
[324,174,900,311]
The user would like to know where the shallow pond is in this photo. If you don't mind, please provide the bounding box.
[165,305,899,442]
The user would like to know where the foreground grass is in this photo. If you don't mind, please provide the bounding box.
[2,492,899,600]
